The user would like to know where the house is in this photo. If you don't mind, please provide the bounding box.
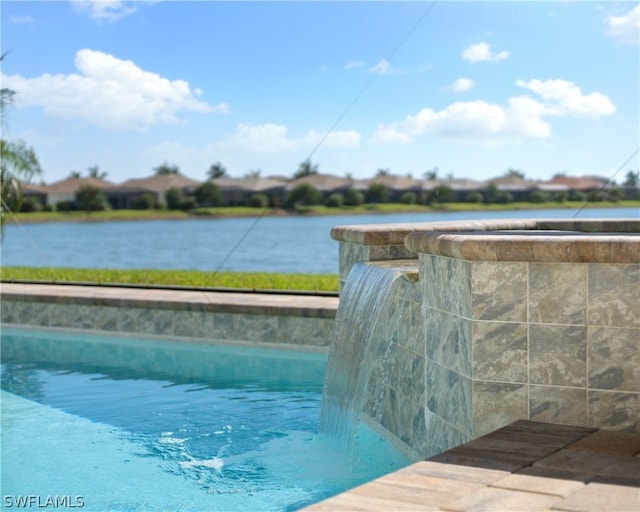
[106,174,201,209]
[211,177,287,206]
[45,177,117,208]
[356,174,423,202]
[284,174,354,201]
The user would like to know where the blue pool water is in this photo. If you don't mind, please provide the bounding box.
[0,327,410,511]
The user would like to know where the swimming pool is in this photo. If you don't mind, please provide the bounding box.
[1,327,410,511]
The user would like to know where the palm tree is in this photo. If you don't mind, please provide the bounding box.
[1,140,43,235]
[0,52,15,126]
[293,159,319,179]
[207,162,227,179]
[87,165,108,179]
[0,52,43,236]
[154,162,180,175]
[424,167,438,180]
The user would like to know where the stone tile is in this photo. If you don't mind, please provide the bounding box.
[406,460,509,485]
[588,390,640,433]
[425,307,444,361]
[492,466,589,497]
[211,312,235,340]
[489,420,594,447]
[316,484,443,511]
[441,257,472,318]
[549,482,640,512]
[31,303,50,326]
[426,361,472,435]
[567,430,640,456]
[472,381,527,438]
[174,310,209,338]
[472,321,527,383]
[48,303,72,327]
[535,448,639,478]
[529,263,587,325]
[588,326,640,392]
[91,305,118,331]
[66,304,100,330]
[444,485,562,511]
[588,264,640,328]
[4,301,33,324]
[421,254,442,310]
[423,411,471,459]
[462,436,561,459]
[471,261,527,322]
[529,324,586,387]
[529,386,587,426]
[426,310,472,377]
[400,300,425,357]
[395,345,425,405]
[237,313,279,342]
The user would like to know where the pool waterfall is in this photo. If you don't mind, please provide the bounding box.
[319,262,420,459]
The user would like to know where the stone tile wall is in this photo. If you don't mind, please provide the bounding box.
[333,219,639,459]
[1,293,336,350]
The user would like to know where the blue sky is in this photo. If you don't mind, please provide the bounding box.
[1,1,638,184]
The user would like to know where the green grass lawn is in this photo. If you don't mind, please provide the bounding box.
[7,200,639,224]
[1,267,340,293]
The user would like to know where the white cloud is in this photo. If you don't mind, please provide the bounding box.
[218,124,297,154]
[369,59,392,75]
[217,124,361,154]
[604,5,640,46]
[11,15,34,24]
[374,79,614,145]
[447,78,474,93]
[71,0,139,22]
[344,61,365,71]
[1,49,219,129]
[516,79,616,117]
[462,42,509,62]
[304,130,361,149]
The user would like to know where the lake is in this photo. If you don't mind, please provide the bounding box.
[1,208,638,274]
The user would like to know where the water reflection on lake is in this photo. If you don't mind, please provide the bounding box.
[2,208,637,274]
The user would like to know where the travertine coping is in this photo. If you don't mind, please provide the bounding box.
[332,218,639,263]
[0,283,338,318]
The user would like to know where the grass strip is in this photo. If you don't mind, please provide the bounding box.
[8,200,639,224]
[0,267,340,293]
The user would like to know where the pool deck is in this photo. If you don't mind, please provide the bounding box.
[306,419,640,512]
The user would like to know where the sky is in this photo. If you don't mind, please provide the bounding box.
[1,1,639,185]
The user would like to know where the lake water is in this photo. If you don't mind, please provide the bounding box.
[1,208,637,274]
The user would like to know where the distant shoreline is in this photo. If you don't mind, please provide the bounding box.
[6,201,639,225]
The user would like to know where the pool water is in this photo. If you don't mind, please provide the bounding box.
[1,327,410,511]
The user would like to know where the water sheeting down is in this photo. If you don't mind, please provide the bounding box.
[319,262,409,459]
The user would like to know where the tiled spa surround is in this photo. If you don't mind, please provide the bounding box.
[0,283,338,350]
[332,219,639,458]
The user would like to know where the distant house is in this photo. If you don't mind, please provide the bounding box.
[44,177,116,208]
[20,182,49,209]
[212,177,287,206]
[486,176,539,201]
[357,174,423,202]
[546,176,609,192]
[106,174,201,209]
[284,174,353,201]
[423,178,484,202]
